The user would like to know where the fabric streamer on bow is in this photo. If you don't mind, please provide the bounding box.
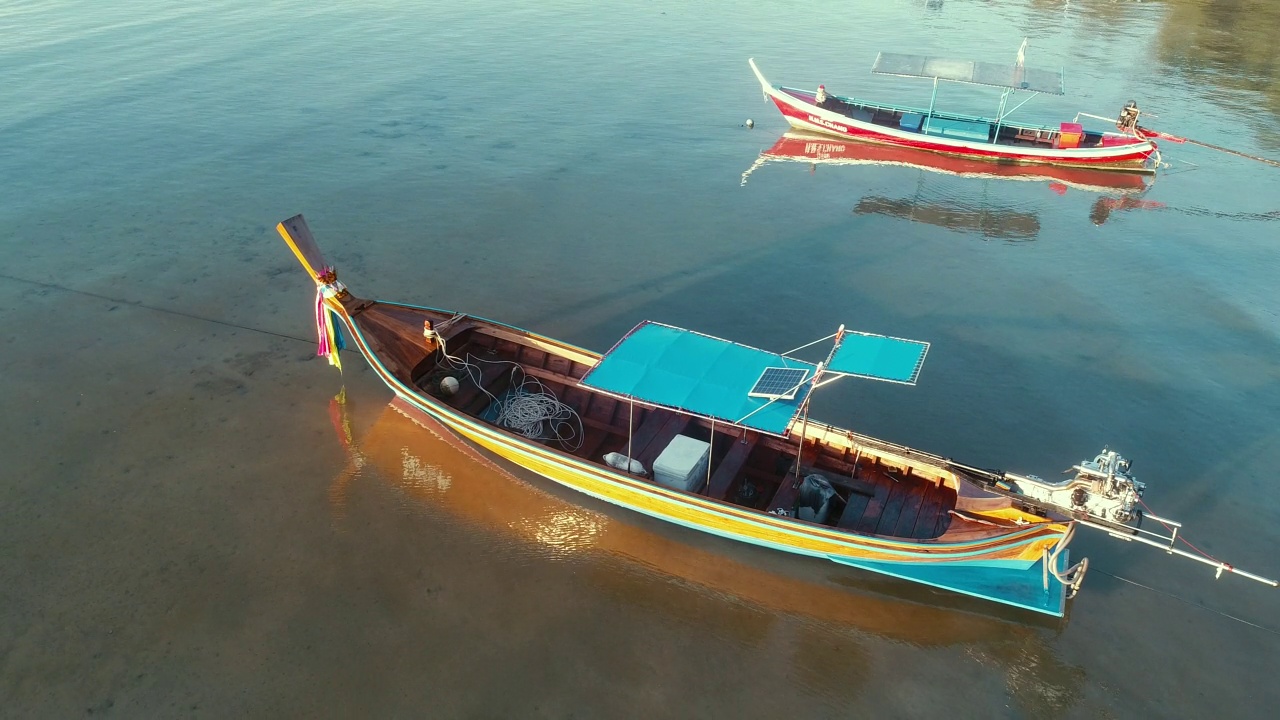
[315,285,345,372]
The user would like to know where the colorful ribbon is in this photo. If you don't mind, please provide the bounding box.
[315,284,344,372]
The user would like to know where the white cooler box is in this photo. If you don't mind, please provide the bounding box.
[653,435,710,492]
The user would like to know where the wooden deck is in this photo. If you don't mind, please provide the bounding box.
[396,323,956,541]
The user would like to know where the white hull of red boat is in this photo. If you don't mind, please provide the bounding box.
[749,59,1157,173]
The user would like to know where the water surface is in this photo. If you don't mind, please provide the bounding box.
[2,0,1278,717]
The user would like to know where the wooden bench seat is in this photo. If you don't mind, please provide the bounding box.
[706,433,758,499]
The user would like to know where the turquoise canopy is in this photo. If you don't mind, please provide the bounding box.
[826,330,929,385]
[578,322,816,436]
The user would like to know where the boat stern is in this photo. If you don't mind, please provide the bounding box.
[828,547,1073,617]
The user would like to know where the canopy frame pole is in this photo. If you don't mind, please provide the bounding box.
[789,362,825,487]
[734,371,816,426]
[814,374,849,389]
[706,418,715,494]
[627,396,635,465]
[993,88,1011,140]
[791,398,813,488]
[782,332,838,357]
[819,325,846,367]
[924,77,939,134]
[999,93,1039,127]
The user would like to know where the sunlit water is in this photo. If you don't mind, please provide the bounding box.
[2,0,1277,717]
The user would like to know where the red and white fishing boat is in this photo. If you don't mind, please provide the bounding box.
[749,54,1159,173]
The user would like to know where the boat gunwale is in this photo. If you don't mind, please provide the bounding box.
[775,86,1144,145]
[337,296,1067,561]
[775,92,1155,160]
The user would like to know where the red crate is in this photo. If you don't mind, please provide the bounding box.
[1057,122,1083,149]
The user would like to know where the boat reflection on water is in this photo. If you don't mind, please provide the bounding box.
[744,131,1165,231]
[1088,195,1168,226]
[854,196,1041,240]
[326,391,1087,709]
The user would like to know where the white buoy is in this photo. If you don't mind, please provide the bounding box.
[746,118,755,128]
[439,376,460,396]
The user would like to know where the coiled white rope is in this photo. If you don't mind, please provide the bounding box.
[493,370,584,451]
[434,334,584,451]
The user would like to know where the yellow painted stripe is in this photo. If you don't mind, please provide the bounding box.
[452,417,1063,563]
[276,221,320,281]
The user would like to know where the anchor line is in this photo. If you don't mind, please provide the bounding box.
[1183,138,1280,169]
[1092,568,1279,636]
[0,272,314,345]
[1139,127,1280,168]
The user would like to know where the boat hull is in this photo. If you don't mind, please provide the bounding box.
[331,299,1074,617]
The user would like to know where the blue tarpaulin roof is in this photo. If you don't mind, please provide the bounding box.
[827,330,929,385]
[578,322,816,436]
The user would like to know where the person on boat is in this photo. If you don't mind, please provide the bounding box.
[1117,101,1141,133]
[815,84,828,107]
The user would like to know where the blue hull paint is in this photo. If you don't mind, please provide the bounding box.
[829,550,1069,616]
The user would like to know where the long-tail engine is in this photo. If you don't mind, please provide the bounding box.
[1117,101,1141,133]
[1003,447,1145,525]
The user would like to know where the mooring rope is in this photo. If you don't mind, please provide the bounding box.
[0,272,312,344]
[1092,568,1279,636]
[493,375,584,450]
[435,334,584,451]
[1184,138,1280,168]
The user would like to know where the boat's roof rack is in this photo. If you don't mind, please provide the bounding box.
[872,51,1065,96]
[577,321,929,437]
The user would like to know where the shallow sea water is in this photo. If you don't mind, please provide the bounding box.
[2,0,1278,717]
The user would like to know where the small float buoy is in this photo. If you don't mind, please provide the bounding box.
[439,376,460,396]
[746,118,755,129]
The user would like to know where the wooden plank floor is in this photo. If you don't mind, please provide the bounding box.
[824,465,952,539]
[423,338,962,539]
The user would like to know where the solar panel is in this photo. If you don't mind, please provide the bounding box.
[748,367,810,400]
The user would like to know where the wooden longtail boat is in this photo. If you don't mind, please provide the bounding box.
[743,130,1152,195]
[277,215,1276,617]
[749,55,1160,172]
